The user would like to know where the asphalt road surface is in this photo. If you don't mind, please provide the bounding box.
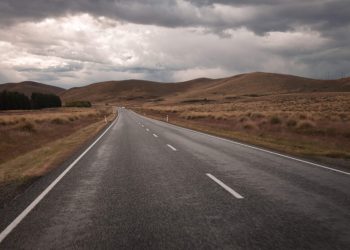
[0,108,349,249]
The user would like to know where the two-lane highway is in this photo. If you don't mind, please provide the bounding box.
[0,108,349,249]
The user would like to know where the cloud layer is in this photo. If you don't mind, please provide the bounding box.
[0,0,349,87]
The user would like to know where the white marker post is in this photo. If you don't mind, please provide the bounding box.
[166,115,169,122]
[104,116,107,124]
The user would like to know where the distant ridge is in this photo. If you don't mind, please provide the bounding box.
[2,73,349,104]
[0,81,65,97]
[60,72,350,104]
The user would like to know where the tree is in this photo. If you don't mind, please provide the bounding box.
[0,90,31,110]
[31,93,62,109]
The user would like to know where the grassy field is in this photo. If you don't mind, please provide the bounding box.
[0,106,116,206]
[136,92,350,163]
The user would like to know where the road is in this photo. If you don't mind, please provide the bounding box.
[0,108,349,249]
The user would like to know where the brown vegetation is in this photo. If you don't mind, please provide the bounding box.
[1,72,349,203]
[136,92,350,162]
[60,72,350,104]
[0,106,116,206]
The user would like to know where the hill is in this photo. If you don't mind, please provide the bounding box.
[0,81,65,96]
[61,72,350,104]
[177,72,350,99]
[61,78,215,103]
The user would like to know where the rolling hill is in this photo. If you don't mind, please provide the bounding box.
[60,78,215,103]
[0,81,65,96]
[2,73,349,104]
[60,72,350,104]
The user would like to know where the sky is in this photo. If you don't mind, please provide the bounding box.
[0,0,349,88]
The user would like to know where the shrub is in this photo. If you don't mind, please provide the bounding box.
[299,114,307,120]
[239,117,247,123]
[297,120,315,130]
[270,116,281,124]
[51,118,66,124]
[286,119,297,127]
[65,101,92,108]
[68,116,76,122]
[243,122,256,130]
[19,122,36,132]
[250,112,265,119]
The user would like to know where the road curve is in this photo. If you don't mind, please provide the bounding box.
[0,108,349,249]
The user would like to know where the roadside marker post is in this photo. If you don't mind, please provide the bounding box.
[166,115,169,122]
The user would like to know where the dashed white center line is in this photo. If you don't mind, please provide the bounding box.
[167,144,177,151]
[146,128,150,132]
[206,173,244,199]
[153,134,158,138]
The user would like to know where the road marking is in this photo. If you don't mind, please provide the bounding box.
[0,115,119,244]
[146,128,150,132]
[133,112,350,176]
[153,134,158,138]
[167,144,177,151]
[141,125,144,127]
[206,173,244,199]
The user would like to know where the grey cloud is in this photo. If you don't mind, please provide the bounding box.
[0,0,349,85]
[1,0,349,39]
[14,62,84,73]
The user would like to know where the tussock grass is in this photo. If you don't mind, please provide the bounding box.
[18,122,36,132]
[0,106,116,206]
[138,92,350,161]
[286,119,297,127]
[297,120,316,130]
[270,116,282,125]
[0,107,114,165]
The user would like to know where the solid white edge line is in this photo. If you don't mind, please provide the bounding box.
[0,115,119,244]
[153,134,158,138]
[167,144,177,151]
[206,173,244,199]
[131,111,350,176]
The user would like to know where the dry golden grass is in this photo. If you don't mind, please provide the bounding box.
[0,106,116,205]
[137,92,350,160]
[0,107,114,164]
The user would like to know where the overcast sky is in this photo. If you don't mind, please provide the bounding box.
[0,0,349,88]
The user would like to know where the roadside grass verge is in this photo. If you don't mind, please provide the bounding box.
[0,107,116,206]
[141,110,350,162]
[135,92,350,165]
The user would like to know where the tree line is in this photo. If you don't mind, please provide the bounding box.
[65,101,92,107]
[0,90,62,110]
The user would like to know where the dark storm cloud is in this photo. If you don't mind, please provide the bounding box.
[0,0,349,85]
[1,0,349,38]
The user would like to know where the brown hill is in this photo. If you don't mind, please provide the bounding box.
[61,72,350,104]
[61,78,215,103]
[171,72,350,100]
[0,81,65,96]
